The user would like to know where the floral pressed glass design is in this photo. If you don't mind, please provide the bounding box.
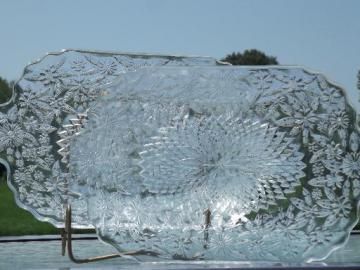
[1,50,360,262]
[66,66,360,262]
[0,49,221,227]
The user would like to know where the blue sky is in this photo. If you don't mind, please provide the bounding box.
[1,0,359,106]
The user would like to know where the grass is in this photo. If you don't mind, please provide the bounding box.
[0,174,94,236]
[0,175,59,236]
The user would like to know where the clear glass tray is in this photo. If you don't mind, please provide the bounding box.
[0,49,221,228]
[68,66,360,262]
[1,50,360,262]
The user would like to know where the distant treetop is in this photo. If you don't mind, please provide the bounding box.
[0,77,12,104]
[221,49,279,65]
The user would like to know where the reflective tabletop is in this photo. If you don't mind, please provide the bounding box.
[1,233,360,270]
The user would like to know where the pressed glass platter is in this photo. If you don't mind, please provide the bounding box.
[0,49,222,228]
[65,66,360,262]
[1,50,360,263]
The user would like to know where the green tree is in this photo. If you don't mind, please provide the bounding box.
[0,76,12,175]
[0,76,13,104]
[357,70,360,90]
[221,49,278,65]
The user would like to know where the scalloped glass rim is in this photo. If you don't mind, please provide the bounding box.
[1,49,360,262]
[0,49,222,228]
[69,65,360,262]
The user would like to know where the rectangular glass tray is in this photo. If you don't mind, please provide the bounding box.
[2,50,360,263]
